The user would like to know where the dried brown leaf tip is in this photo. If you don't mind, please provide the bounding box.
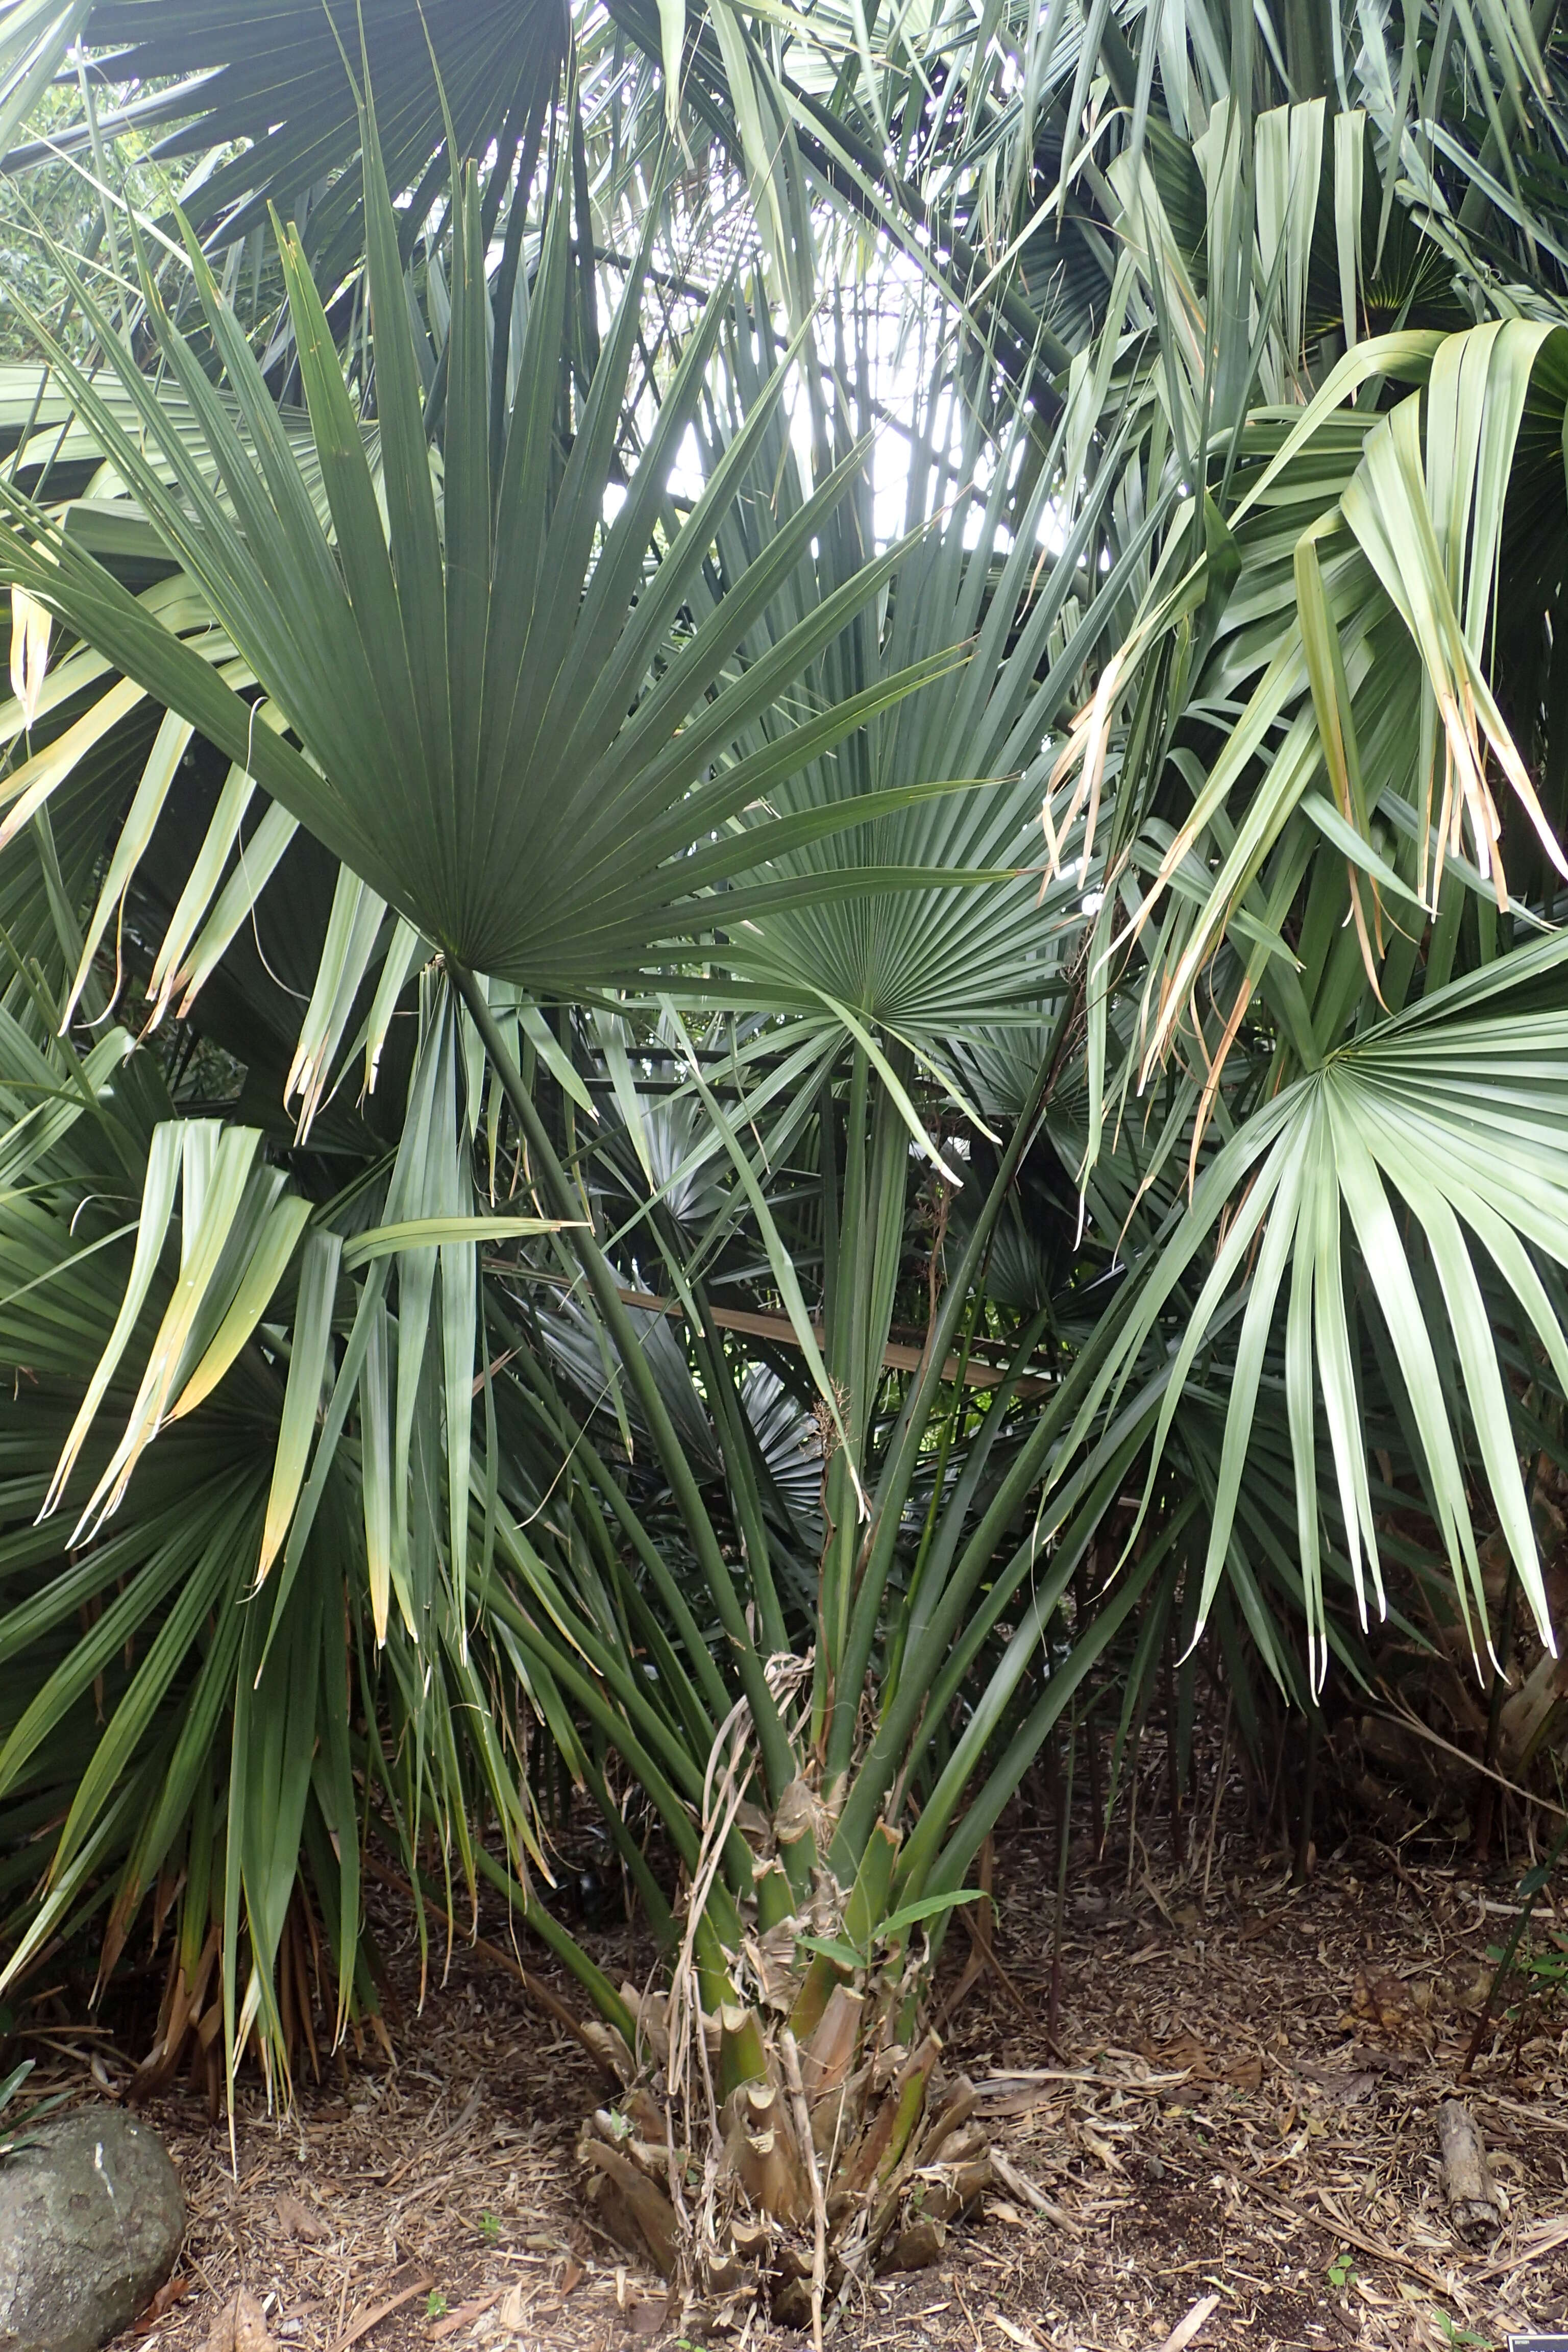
[205,2288,274,2352]
[614,2269,674,2336]
[273,2192,331,2243]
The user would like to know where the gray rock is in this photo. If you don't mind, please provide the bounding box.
[0,2106,185,2352]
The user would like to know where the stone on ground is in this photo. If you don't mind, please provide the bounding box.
[0,2106,185,2352]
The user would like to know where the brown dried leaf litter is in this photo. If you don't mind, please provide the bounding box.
[25,1827,1566,2352]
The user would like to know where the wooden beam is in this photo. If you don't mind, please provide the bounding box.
[614,1289,1049,1394]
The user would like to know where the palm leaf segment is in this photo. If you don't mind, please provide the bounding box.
[1067,940,1568,1685]
[0,90,959,998]
[3,0,568,282]
[0,1015,572,2081]
[1027,100,1568,1690]
[689,306,1115,1045]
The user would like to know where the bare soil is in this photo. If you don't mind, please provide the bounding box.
[20,1816,1568,2352]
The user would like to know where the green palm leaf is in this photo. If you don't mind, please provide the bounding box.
[1059,935,1568,1684]
[3,0,567,283]
[0,107,973,998]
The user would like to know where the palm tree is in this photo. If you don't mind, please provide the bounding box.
[3,0,1568,2320]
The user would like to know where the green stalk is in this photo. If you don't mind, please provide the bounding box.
[815,1037,927,1761]
[489,1570,749,1950]
[469,1844,637,2040]
[854,1054,913,1429]
[505,1409,715,1767]
[579,1754,677,1945]
[491,1481,762,1915]
[829,1297,1144,1872]
[906,1279,989,1580]
[890,1326,1160,1734]
[882,1303,1048,1712]
[818,1068,841,1750]
[453,963,797,1804]
[902,1545,1161,1905]
[680,1264,790,1658]
[826,990,1078,1785]
[815,1042,871,1748]
[480,1549,705,1851]
[485,1296,723,1749]
[913,1423,1160,1760]
[818,1062,842,1355]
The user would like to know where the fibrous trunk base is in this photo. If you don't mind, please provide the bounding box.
[576,1984,995,2331]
